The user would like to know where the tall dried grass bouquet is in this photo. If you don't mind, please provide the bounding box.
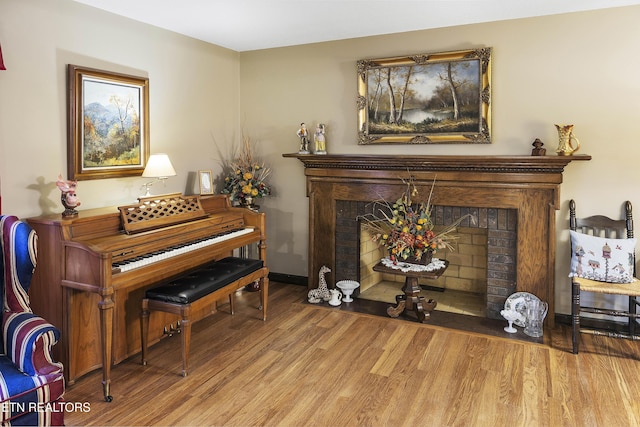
[221,135,271,204]
[358,177,475,264]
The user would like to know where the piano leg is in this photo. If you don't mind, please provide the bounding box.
[229,294,235,315]
[141,299,150,367]
[260,277,269,321]
[99,293,115,402]
[180,307,192,377]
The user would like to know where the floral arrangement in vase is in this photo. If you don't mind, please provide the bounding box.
[358,177,474,264]
[221,135,272,205]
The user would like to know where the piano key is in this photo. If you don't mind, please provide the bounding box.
[113,227,254,273]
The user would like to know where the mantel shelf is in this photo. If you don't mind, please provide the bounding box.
[283,153,591,174]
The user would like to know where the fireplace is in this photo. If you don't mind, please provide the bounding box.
[338,201,518,319]
[284,153,591,326]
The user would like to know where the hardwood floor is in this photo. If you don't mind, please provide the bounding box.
[64,282,640,426]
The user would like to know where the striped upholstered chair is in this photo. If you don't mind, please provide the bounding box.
[0,216,65,426]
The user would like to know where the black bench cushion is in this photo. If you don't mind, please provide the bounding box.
[145,257,264,304]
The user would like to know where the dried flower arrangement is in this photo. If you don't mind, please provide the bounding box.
[358,177,475,264]
[220,135,271,204]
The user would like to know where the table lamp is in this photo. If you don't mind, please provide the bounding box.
[141,153,176,196]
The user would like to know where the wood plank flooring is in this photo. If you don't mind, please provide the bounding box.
[64,282,640,426]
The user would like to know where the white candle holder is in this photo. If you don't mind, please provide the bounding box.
[336,280,360,302]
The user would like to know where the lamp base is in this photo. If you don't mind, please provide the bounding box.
[137,192,183,202]
[141,177,169,197]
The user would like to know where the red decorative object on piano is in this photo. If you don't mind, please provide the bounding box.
[0,43,6,70]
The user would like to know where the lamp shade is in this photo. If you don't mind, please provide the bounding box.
[142,154,176,178]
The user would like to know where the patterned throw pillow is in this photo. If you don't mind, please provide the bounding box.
[569,230,636,283]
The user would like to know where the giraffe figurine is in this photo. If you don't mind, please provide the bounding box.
[307,265,332,303]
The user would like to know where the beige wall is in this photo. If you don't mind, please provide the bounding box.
[0,0,240,214]
[239,6,640,314]
[2,1,639,314]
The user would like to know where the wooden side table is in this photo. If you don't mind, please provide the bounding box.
[373,260,449,323]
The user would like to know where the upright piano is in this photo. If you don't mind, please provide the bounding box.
[27,194,266,401]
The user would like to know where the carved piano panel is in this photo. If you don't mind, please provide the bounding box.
[27,194,267,398]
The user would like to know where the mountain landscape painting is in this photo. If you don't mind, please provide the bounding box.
[82,78,143,169]
[68,65,149,180]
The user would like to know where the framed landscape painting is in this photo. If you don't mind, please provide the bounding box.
[357,48,492,145]
[68,65,150,180]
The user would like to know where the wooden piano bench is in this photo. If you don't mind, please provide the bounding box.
[140,257,268,377]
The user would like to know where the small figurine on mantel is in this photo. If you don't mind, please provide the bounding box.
[297,122,310,154]
[56,174,81,217]
[314,123,327,154]
[531,138,546,156]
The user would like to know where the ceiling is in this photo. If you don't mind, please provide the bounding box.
[71,0,640,52]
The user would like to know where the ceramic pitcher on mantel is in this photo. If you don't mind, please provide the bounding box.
[554,124,580,156]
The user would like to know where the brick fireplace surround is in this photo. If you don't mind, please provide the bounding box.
[284,154,590,326]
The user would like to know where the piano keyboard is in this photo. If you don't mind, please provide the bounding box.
[112,227,254,273]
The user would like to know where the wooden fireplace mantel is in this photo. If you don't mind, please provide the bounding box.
[283,153,589,177]
[284,153,591,324]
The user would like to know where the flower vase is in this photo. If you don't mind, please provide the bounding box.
[240,196,253,208]
[554,124,580,156]
[405,250,433,265]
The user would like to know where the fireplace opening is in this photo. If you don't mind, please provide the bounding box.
[335,200,518,320]
[358,226,488,317]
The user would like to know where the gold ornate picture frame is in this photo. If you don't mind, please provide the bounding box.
[357,48,491,145]
[68,65,150,180]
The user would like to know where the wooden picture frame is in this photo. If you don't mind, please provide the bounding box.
[357,48,491,145]
[198,170,214,195]
[67,65,150,180]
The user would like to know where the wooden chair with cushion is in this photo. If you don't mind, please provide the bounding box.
[569,199,640,353]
